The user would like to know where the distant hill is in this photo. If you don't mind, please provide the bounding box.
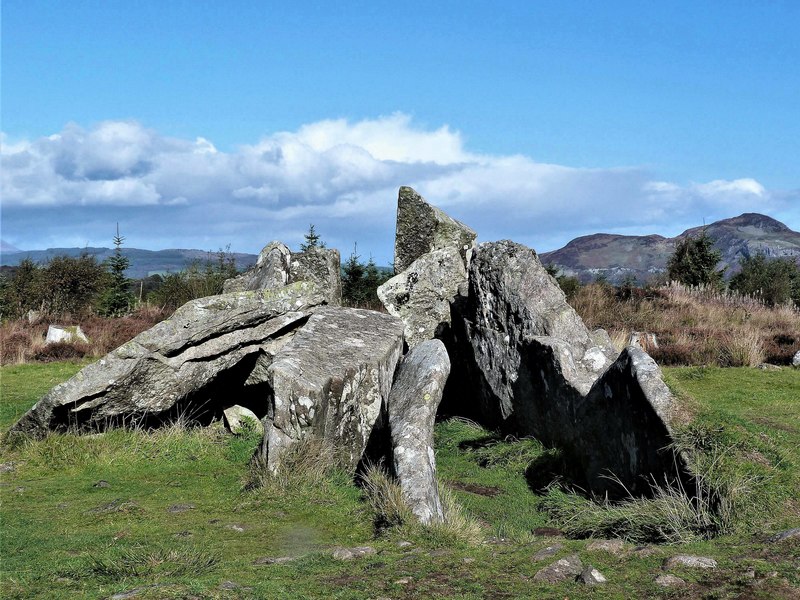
[540,213,800,285]
[0,246,258,279]
[0,240,21,253]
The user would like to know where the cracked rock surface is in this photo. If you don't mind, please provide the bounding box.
[259,307,404,474]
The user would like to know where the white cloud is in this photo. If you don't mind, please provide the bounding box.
[2,115,796,261]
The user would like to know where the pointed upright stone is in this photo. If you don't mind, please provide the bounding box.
[394,186,476,273]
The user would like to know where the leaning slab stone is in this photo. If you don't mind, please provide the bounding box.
[394,186,476,273]
[259,307,404,474]
[388,339,450,524]
[378,247,466,348]
[12,282,326,438]
[289,248,342,306]
[223,241,291,293]
[453,240,616,435]
[46,325,89,345]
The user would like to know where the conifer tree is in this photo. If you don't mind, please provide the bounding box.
[300,224,326,252]
[99,224,134,317]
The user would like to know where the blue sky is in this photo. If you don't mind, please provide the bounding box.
[2,1,798,263]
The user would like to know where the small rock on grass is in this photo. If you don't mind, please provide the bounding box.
[253,556,300,565]
[396,540,413,548]
[767,528,800,543]
[655,574,686,587]
[577,566,607,585]
[531,544,564,562]
[533,554,583,583]
[586,539,625,555]
[663,555,718,570]
[167,503,195,513]
[93,480,110,488]
[226,523,245,532]
[332,546,376,560]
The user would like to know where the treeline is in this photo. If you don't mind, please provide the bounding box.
[0,246,238,320]
[0,225,393,321]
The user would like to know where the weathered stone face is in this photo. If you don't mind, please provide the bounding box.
[260,307,405,474]
[388,339,450,524]
[377,247,466,349]
[223,241,291,293]
[11,282,326,437]
[394,186,476,273]
[223,242,342,306]
[453,240,616,431]
[289,247,342,306]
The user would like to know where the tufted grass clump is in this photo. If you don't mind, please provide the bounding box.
[359,462,484,545]
[66,546,219,580]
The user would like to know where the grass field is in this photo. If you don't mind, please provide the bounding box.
[1,361,798,599]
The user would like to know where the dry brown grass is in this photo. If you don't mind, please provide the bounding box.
[570,282,800,367]
[0,305,169,365]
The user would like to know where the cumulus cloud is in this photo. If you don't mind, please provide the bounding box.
[2,116,796,262]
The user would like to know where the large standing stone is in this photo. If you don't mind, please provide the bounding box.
[11,283,326,437]
[388,340,450,524]
[259,307,404,474]
[394,186,476,273]
[377,247,466,348]
[223,242,342,306]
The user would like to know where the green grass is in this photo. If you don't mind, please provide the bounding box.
[1,363,799,599]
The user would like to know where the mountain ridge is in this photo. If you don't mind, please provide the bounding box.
[540,213,800,284]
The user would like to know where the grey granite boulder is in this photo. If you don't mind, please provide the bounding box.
[394,186,476,273]
[378,247,466,348]
[224,242,342,306]
[258,307,404,474]
[223,241,291,293]
[12,282,326,437]
[388,340,450,524]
